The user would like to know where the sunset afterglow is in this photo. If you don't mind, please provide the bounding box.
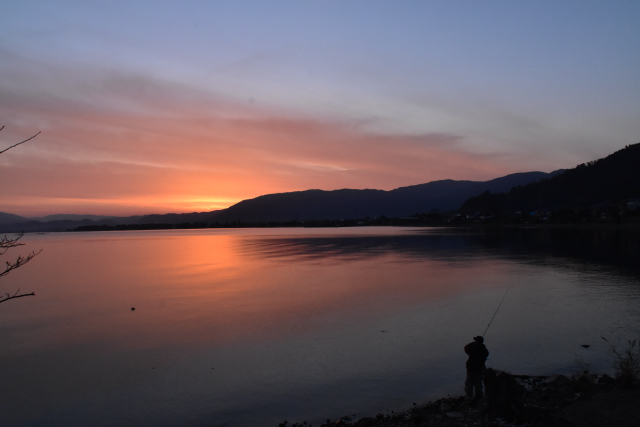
[2,2,639,217]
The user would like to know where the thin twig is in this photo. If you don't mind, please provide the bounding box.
[0,292,36,304]
[0,249,42,277]
[0,131,41,155]
[0,233,26,255]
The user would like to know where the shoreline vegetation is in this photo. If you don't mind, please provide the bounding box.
[281,369,640,427]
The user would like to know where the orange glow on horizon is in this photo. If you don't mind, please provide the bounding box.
[2,88,520,217]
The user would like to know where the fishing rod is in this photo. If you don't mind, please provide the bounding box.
[482,287,511,337]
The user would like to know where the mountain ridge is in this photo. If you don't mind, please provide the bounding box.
[207,171,562,223]
[0,170,560,232]
[460,142,640,214]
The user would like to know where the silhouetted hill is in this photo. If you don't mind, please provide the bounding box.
[0,215,143,233]
[0,170,560,232]
[209,171,561,223]
[136,211,220,224]
[460,143,640,214]
[1,218,131,233]
[29,214,118,222]
[0,212,28,225]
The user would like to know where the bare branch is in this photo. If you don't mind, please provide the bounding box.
[0,249,42,278]
[0,233,26,255]
[0,289,36,304]
[0,127,42,306]
[0,127,41,155]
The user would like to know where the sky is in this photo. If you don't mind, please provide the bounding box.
[1,1,639,217]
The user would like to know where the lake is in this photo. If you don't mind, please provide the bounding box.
[2,226,639,426]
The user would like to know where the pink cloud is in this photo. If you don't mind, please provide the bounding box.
[1,71,521,217]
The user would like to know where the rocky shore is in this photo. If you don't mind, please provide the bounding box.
[279,369,640,427]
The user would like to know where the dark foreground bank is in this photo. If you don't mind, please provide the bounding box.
[279,370,640,427]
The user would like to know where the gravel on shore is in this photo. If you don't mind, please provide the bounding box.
[279,370,640,427]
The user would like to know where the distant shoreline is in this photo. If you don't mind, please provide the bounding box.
[69,221,640,232]
[1,220,638,234]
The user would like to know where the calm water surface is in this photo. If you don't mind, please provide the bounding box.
[2,227,639,426]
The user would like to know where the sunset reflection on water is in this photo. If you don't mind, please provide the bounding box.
[2,227,639,427]
[7,229,504,348]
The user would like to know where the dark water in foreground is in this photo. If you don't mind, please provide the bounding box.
[1,227,639,426]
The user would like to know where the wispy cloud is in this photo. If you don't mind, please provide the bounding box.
[1,59,546,216]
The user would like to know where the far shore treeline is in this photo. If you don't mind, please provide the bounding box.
[1,142,639,233]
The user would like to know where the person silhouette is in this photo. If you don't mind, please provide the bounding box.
[464,336,489,400]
